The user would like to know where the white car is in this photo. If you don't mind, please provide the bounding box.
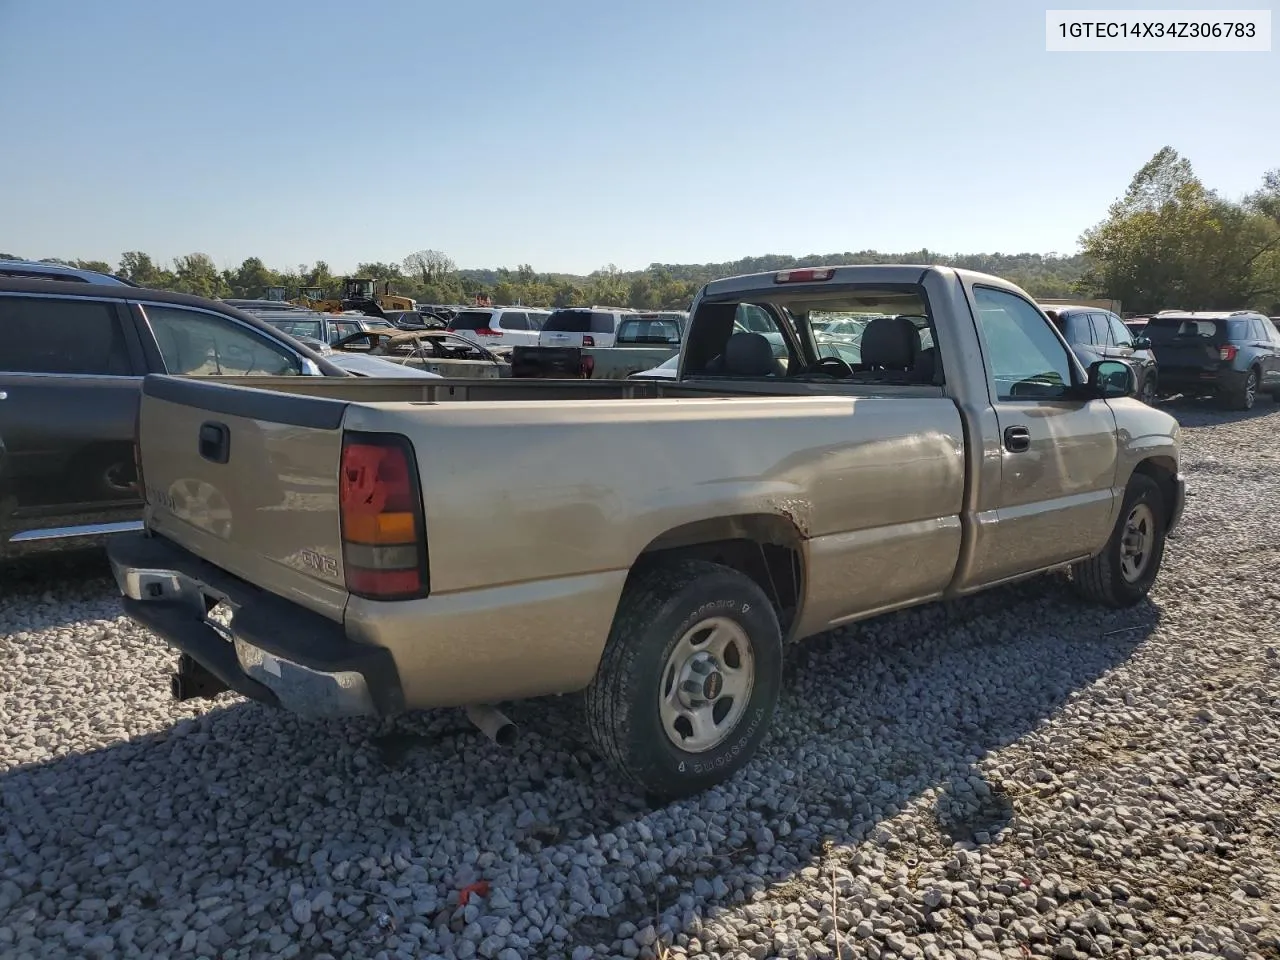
[328,353,443,378]
[538,306,634,349]
[447,307,550,348]
[630,354,679,380]
[287,336,443,379]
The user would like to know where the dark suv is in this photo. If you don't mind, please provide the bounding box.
[1142,311,1280,410]
[0,278,344,559]
[1043,305,1159,405]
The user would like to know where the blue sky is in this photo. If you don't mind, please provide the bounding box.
[0,0,1276,274]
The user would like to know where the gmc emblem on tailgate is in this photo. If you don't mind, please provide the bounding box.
[300,548,339,578]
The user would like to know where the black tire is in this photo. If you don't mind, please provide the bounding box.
[1139,373,1158,406]
[1221,367,1259,410]
[584,559,783,801]
[1071,473,1166,608]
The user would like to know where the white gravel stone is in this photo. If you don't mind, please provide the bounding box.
[3,402,1280,959]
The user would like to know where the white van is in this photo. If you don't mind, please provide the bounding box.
[448,307,549,348]
[538,306,634,349]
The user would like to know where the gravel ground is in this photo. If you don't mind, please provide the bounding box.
[3,399,1280,960]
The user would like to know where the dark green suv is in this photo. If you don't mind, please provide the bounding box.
[1144,311,1280,410]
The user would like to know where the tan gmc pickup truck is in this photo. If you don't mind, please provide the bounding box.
[108,265,1185,799]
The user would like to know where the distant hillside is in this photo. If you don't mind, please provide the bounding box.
[4,249,1089,309]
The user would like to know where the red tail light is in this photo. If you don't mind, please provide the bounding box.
[475,328,501,337]
[580,355,596,378]
[1219,345,1237,361]
[339,432,429,600]
[582,335,595,347]
[774,268,834,284]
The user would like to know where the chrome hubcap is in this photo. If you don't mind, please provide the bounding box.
[659,617,755,753]
[1119,502,1155,583]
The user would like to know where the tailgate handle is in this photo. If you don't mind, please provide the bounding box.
[198,422,231,464]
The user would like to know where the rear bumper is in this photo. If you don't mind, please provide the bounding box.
[107,532,404,718]
[1157,367,1237,394]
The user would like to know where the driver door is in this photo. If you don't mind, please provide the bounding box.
[964,285,1120,585]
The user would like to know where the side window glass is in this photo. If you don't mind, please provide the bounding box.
[144,305,301,377]
[1107,314,1133,347]
[591,312,616,334]
[972,287,1075,401]
[0,296,134,375]
[1088,313,1111,346]
[503,312,529,331]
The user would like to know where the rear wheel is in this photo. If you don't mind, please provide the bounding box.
[1071,473,1166,608]
[1221,368,1258,410]
[584,559,783,801]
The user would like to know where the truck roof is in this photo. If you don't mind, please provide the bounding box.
[700,264,1040,303]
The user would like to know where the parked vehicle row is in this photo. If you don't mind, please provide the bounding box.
[106,264,1183,800]
[331,329,510,378]
[511,313,688,379]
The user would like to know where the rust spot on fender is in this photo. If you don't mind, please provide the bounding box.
[770,497,812,538]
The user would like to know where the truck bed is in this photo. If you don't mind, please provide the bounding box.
[135,371,966,702]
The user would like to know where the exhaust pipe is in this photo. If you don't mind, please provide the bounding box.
[465,704,518,747]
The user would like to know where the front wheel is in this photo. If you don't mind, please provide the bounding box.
[1071,473,1167,607]
[584,559,783,801]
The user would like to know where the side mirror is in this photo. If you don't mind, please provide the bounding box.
[300,357,324,376]
[1088,359,1134,398]
[1131,336,1152,350]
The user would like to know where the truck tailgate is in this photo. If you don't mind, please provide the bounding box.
[138,376,351,622]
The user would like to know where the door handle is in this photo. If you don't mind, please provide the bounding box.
[1003,425,1031,453]
[198,421,231,464]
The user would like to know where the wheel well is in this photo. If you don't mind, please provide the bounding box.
[1132,457,1177,530]
[630,514,806,636]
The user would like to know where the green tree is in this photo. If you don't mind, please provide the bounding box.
[172,253,229,299]
[1079,147,1280,312]
[118,251,176,288]
[585,264,627,305]
[403,249,456,285]
[226,256,279,298]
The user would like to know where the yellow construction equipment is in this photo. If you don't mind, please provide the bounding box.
[294,278,416,318]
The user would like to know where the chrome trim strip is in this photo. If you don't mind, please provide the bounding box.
[9,520,145,543]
